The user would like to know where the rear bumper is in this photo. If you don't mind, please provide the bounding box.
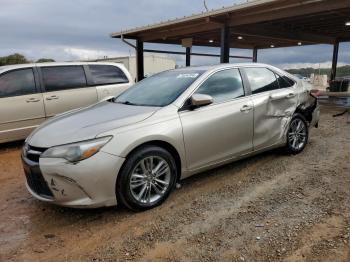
[22,151,125,208]
[310,100,320,128]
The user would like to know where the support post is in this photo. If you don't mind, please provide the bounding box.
[253,47,258,63]
[185,47,191,67]
[220,25,230,63]
[136,39,144,82]
[330,40,340,81]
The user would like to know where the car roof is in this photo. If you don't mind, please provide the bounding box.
[171,63,298,82]
[0,61,125,73]
[172,63,276,71]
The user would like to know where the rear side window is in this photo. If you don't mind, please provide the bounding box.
[276,74,295,88]
[244,67,279,94]
[0,68,36,98]
[42,66,87,92]
[89,65,129,85]
[195,69,244,103]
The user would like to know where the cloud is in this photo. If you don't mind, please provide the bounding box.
[280,62,347,70]
[62,47,127,61]
[0,0,242,61]
[0,0,349,69]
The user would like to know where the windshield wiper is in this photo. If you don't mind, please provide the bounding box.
[116,100,138,106]
[115,100,160,107]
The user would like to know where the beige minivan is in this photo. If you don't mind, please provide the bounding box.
[0,62,133,143]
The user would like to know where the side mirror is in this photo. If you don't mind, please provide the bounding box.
[189,94,213,109]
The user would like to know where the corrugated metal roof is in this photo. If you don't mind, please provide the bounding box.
[110,0,278,37]
[110,0,350,49]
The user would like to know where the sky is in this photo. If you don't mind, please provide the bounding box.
[0,0,349,69]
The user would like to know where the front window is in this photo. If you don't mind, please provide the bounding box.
[195,69,244,103]
[0,68,36,98]
[115,70,204,107]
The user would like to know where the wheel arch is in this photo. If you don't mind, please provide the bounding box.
[294,95,318,124]
[294,105,312,124]
[120,140,182,182]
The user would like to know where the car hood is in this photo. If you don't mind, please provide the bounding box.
[28,101,159,148]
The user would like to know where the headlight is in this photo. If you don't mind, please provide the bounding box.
[41,136,112,162]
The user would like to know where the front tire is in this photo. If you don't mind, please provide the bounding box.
[285,113,309,154]
[116,145,177,211]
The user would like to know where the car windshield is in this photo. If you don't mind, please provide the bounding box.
[114,69,205,107]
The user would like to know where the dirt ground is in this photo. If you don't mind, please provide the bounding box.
[1,106,350,262]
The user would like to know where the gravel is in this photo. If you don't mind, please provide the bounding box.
[0,106,349,262]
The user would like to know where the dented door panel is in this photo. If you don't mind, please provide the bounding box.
[251,87,299,151]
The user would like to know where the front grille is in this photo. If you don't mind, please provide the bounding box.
[22,144,53,198]
[25,145,47,163]
[23,164,54,198]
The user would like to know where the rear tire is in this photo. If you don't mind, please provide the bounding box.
[284,113,309,154]
[116,145,177,211]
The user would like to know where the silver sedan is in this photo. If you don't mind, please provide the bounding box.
[22,63,319,211]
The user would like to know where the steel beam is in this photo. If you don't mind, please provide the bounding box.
[220,25,230,63]
[143,49,252,59]
[330,40,340,81]
[140,22,221,42]
[232,26,334,45]
[228,0,350,27]
[253,47,258,62]
[186,47,191,67]
[136,39,144,82]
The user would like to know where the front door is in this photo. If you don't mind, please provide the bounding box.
[179,68,254,171]
[0,68,45,143]
[40,65,98,117]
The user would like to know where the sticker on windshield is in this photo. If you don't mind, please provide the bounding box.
[176,73,199,79]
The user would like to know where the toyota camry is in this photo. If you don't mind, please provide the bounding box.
[22,64,319,211]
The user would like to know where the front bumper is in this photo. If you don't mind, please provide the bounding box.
[22,151,125,208]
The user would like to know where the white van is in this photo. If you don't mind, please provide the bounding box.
[0,62,133,143]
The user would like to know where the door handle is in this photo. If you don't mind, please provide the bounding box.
[270,92,296,100]
[285,93,296,98]
[26,98,41,103]
[46,95,59,101]
[240,105,253,112]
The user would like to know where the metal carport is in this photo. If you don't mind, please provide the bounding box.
[111,0,350,82]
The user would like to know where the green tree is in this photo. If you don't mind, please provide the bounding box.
[0,53,29,66]
[286,66,350,78]
[36,58,55,63]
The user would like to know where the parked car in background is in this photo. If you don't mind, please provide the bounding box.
[22,63,319,211]
[0,62,133,143]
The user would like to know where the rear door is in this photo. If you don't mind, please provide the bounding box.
[242,67,298,150]
[87,64,132,100]
[40,65,98,117]
[0,68,45,143]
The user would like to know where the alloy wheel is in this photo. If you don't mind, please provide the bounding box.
[129,156,171,204]
[288,118,307,151]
